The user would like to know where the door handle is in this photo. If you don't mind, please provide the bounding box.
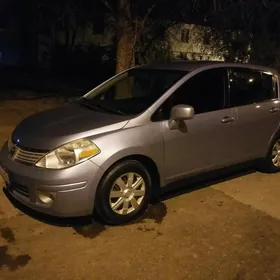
[221,116,235,124]
[270,107,280,113]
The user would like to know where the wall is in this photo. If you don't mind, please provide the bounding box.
[167,24,224,61]
[37,22,225,67]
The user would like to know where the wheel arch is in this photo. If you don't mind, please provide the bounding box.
[97,154,162,194]
[268,126,280,151]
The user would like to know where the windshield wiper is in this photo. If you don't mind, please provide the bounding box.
[80,98,125,115]
[97,104,125,115]
[80,99,106,113]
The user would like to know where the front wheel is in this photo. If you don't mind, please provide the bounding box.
[94,160,152,225]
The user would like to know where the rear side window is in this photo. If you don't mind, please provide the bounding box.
[229,68,276,106]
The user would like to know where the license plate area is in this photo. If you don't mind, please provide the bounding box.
[0,164,10,185]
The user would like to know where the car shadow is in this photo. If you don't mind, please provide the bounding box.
[2,161,257,231]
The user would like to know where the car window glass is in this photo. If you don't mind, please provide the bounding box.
[229,68,276,106]
[158,68,226,119]
[262,72,277,99]
[86,69,187,115]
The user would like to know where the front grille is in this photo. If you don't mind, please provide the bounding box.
[13,183,29,197]
[13,147,46,166]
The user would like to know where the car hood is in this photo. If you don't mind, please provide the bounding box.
[11,103,130,150]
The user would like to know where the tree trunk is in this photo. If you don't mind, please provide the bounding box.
[70,28,77,53]
[115,0,134,73]
[65,26,70,53]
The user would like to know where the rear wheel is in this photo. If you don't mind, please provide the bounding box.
[94,160,152,225]
[260,135,280,173]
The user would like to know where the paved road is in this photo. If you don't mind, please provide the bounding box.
[1,100,280,280]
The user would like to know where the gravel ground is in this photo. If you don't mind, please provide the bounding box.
[1,100,280,280]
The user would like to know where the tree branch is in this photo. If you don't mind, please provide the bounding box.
[97,0,116,16]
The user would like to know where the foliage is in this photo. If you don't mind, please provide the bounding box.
[97,0,191,72]
[193,0,280,67]
[3,0,280,73]
[36,0,99,52]
[51,42,115,81]
[136,39,173,65]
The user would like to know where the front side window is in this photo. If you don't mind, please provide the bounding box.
[83,69,187,116]
[155,68,226,120]
[229,68,277,107]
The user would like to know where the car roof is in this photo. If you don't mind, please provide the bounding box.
[138,60,278,74]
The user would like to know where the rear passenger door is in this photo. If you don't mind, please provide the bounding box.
[228,67,280,160]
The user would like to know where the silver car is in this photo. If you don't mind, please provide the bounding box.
[1,61,280,225]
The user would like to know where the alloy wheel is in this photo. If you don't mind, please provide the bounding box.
[109,172,146,215]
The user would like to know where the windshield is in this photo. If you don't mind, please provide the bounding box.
[83,68,187,115]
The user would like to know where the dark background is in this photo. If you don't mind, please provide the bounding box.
[0,0,279,100]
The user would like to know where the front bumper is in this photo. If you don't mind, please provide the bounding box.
[0,142,104,217]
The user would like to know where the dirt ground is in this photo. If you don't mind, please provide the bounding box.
[1,100,280,280]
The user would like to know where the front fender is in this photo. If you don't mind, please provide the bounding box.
[89,123,165,186]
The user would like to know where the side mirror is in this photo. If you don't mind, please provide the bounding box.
[168,104,194,130]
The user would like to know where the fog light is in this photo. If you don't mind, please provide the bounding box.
[37,190,56,205]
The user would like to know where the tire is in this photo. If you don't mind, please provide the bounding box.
[94,160,152,225]
[259,134,280,173]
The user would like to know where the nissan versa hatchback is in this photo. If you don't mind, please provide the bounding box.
[1,61,280,225]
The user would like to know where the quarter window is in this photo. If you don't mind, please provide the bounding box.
[229,68,276,106]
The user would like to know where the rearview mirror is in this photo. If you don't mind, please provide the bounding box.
[168,104,194,130]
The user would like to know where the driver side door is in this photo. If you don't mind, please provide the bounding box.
[158,67,238,184]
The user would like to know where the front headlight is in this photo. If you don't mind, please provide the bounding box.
[35,139,100,169]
